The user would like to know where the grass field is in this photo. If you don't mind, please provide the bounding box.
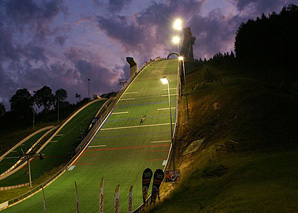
[2,59,178,212]
[0,100,104,188]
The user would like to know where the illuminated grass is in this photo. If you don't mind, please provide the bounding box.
[3,59,178,212]
[0,100,105,187]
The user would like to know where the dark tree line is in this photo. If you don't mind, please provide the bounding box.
[0,86,89,132]
[235,4,298,80]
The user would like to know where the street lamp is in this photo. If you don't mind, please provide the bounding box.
[160,77,175,175]
[178,56,190,119]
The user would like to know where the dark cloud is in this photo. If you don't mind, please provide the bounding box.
[97,15,142,48]
[108,0,133,12]
[0,64,17,107]
[22,45,48,63]
[189,9,245,58]
[0,22,19,61]
[234,0,295,15]
[55,36,68,46]
[5,0,61,24]
[3,0,64,40]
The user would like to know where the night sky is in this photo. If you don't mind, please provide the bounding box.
[1,0,297,109]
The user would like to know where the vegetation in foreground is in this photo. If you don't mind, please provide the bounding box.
[151,4,298,212]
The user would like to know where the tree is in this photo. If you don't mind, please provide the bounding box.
[33,86,54,111]
[75,93,81,102]
[55,88,67,103]
[10,88,33,117]
[0,102,6,117]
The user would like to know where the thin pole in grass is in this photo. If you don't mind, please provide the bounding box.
[178,56,190,120]
[160,77,176,176]
[75,181,79,213]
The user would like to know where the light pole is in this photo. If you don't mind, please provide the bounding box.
[160,77,175,175]
[172,36,182,97]
[178,56,190,119]
[32,106,35,129]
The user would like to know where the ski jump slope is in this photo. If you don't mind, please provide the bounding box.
[3,59,178,212]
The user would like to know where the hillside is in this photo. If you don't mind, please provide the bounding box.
[150,57,298,212]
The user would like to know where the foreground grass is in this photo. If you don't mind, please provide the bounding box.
[150,59,298,212]
[153,150,298,212]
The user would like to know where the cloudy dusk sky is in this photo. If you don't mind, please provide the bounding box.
[1,0,298,109]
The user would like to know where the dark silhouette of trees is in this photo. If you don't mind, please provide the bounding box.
[9,88,33,118]
[75,93,81,102]
[55,88,67,103]
[235,4,298,80]
[0,102,6,117]
[33,86,54,112]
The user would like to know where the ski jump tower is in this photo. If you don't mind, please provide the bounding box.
[180,27,196,60]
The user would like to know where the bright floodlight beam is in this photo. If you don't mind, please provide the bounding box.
[173,19,182,31]
[172,36,180,44]
[160,76,176,177]
[160,77,169,85]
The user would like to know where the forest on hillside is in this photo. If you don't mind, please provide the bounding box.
[235,4,298,81]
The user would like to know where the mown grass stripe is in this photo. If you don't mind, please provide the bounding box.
[88,145,106,148]
[157,107,176,111]
[85,144,170,152]
[101,123,171,131]
[112,111,129,115]
[95,131,168,139]
[151,140,171,143]
[120,98,136,101]
[116,100,175,108]
[124,92,139,94]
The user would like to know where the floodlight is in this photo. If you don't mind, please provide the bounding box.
[178,56,184,61]
[173,19,182,30]
[172,36,180,44]
[160,77,169,85]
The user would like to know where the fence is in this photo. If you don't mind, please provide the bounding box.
[1,59,155,211]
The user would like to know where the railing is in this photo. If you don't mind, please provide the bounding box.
[1,59,156,211]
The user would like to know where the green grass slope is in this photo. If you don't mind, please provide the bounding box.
[150,59,298,212]
[0,128,51,174]
[0,100,104,189]
[2,59,177,212]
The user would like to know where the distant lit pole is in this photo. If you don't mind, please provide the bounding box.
[87,79,91,99]
[172,36,182,96]
[160,77,175,175]
[178,56,190,119]
[32,106,35,128]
